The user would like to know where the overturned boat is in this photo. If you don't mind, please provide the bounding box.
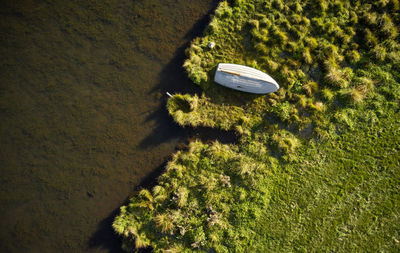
[214,63,279,94]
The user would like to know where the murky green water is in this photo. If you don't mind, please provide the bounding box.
[0,0,217,252]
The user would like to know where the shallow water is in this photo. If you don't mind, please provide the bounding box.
[0,0,218,252]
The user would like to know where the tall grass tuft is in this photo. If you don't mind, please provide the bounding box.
[344,87,366,104]
[153,185,168,203]
[155,213,174,234]
[271,129,300,161]
[363,28,379,48]
[303,81,318,96]
[361,12,378,26]
[134,233,150,249]
[372,45,387,62]
[305,37,318,49]
[137,189,154,210]
[302,47,313,65]
[356,77,375,91]
[322,88,335,101]
[346,50,360,63]
[379,14,398,39]
[324,66,349,88]
[389,0,400,10]
[265,58,279,72]
[295,94,307,108]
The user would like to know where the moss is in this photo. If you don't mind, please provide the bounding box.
[271,101,298,124]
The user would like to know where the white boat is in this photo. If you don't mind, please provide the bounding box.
[214,63,279,94]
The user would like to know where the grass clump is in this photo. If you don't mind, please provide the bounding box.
[321,88,335,101]
[115,0,400,252]
[324,65,351,89]
[270,129,300,161]
[167,93,246,130]
[114,141,274,251]
[343,87,366,104]
[154,213,174,234]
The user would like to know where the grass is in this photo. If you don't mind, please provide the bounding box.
[254,109,400,252]
[114,0,400,252]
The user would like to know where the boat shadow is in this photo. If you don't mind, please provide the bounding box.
[138,0,222,149]
[139,4,266,149]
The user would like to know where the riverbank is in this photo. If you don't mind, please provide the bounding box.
[114,0,400,251]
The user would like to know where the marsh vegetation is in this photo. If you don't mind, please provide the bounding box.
[114,0,400,252]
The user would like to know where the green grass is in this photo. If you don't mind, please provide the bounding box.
[114,0,400,251]
[253,108,400,252]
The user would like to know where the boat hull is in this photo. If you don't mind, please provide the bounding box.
[214,63,279,94]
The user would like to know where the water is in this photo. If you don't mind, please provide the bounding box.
[0,0,218,252]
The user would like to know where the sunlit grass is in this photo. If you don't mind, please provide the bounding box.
[114,0,400,251]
